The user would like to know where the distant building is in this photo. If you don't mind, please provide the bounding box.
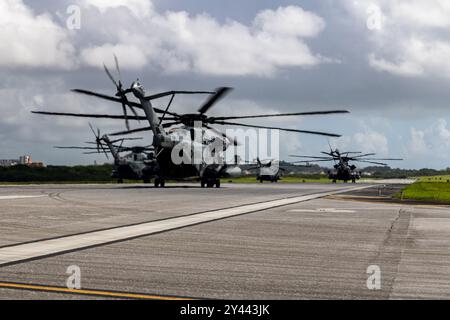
[0,155,45,168]
[0,159,19,167]
[29,162,46,168]
[19,155,32,165]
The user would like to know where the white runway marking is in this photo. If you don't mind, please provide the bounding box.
[0,195,46,201]
[288,208,356,213]
[0,185,372,266]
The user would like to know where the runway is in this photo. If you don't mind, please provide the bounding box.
[0,182,449,299]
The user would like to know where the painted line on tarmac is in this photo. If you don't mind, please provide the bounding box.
[0,185,372,267]
[0,195,46,201]
[0,281,194,300]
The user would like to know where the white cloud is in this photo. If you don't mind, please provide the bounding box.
[331,127,389,156]
[353,130,388,155]
[407,119,450,157]
[77,2,330,76]
[80,43,148,69]
[0,0,74,69]
[0,1,331,76]
[81,0,153,18]
[343,0,450,78]
[368,53,423,77]
[407,128,428,155]
[253,6,325,38]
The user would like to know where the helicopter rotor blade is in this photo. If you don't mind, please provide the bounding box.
[158,94,176,126]
[145,90,216,101]
[292,159,332,163]
[204,124,240,146]
[290,155,334,160]
[211,110,349,121]
[351,153,377,158]
[213,121,342,137]
[362,158,403,161]
[109,126,153,136]
[121,102,130,130]
[70,89,180,117]
[54,146,99,150]
[110,137,143,144]
[198,87,233,114]
[103,63,119,89]
[32,111,154,121]
[321,151,336,157]
[88,123,96,137]
[99,143,109,159]
[162,121,182,128]
[353,160,388,166]
[114,54,122,87]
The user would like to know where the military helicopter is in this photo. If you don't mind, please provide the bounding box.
[55,124,155,184]
[33,55,350,188]
[291,147,403,183]
[247,158,285,183]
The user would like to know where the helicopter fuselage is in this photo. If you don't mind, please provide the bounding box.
[142,125,242,183]
[328,160,360,183]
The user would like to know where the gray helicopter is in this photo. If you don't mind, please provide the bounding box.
[247,158,285,183]
[34,55,349,188]
[55,124,155,183]
[291,147,403,183]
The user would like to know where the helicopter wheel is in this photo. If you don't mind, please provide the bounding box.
[332,179,337,184]
[215,179,221,188]
[352,179,356,183]
[117,179,124,184]
[154,178,165,188]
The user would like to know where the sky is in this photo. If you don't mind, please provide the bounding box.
[1,0,450,169]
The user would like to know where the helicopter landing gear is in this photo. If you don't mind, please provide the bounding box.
[201,178,221,188]
[332,179,337,184]
[117,179,124,184]
[352,179,356,183]
[154,178,165,188]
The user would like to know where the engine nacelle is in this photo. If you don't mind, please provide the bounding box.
[224,166,242,178]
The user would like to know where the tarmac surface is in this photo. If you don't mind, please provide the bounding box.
[0,182,449,299]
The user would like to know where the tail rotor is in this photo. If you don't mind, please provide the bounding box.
[103,54,139,130]
[89,123,109,159]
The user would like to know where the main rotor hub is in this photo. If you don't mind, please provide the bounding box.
[180,114,209,126]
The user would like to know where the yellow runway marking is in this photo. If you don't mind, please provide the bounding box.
[0,281,194,300]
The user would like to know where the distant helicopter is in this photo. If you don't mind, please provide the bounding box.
[55,124,155,184]
[247,158,285,183]
[33,55,349,188]
[291,147,403,183]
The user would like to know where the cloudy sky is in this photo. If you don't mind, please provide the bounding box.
[1,0,450,169]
